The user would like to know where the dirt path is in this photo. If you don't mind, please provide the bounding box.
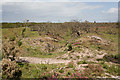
[18,56,100,64]
[19,57,70,64]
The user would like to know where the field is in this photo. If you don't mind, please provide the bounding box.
[2,22,120,79]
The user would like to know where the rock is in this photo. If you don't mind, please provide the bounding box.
[41,42,56,52]
[87,36,102,41]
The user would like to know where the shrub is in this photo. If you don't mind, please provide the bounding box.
[10,37,16,41]
[96,58,103,61]
[59,69,64,73]
[66,71,71,76]
[84,64,104,77]
[18,40,22,47]
[2,39,20,61]
[103,54,120,64]
[76,56,80,59]
[102,63,108,69]
[2,59,22,79]
[48,53,52,55]
[22,28,26,38]
[27,48,29,51]
[66,71,88,78]
[67,61,74,68]
[77,60,87,65]
[68,44,72,51]
[41,64,47,70]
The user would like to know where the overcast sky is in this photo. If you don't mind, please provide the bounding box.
[1,0,119,22]
[2,0,120,2]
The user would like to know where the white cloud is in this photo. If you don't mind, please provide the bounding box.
[2,2,103,17]
[98,0,119,2]
[3,0,70,2]
[2,0,119,2]
[2,2,117,22]
[102,8,118,13]
[0,10,2,13]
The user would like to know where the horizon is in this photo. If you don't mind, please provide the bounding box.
[1,20,119,23]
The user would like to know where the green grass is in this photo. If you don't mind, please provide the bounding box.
[106,64,120,76]
[18,63,65,78]
[21,46,67,58]
[63,29,72,40]
[2,27,39,40]
[24,27,39,37]
[77,60,87,65]
[100,62,120,76]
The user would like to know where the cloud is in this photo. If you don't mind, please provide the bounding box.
[98,0,119,2]
[2,2,103,17]
[0,10,2,13]
[3,0,70,2]
[3,0,119,2]
[2,2,117,22]
[102,8,118,13]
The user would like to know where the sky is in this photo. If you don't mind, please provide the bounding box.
[1,0,119,22]
[2,0,120,2]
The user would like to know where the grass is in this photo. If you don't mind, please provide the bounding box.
[100,61,120,76]
[22,46,67,58]
[77,60,87,65]
[2,22,119,78]
[84,64,104,77]
[18,63,66,78]
[63,29,72,40]
[103,54,120,64]
[106,64,120,76]
[2,27,39,40]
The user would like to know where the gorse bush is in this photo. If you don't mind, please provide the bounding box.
[67,61,74,68]
[41,64,47,70]
[102,62,108,69]
[103,54,120,64]
[27,48,29,51]
[18,40,22,47]
[67,44,72,51]
[2,38,20,61]
[10,36,16,41]
[2,59,22,79]
[59,69,64,73]
[22,28,26,38]
[77,60,87,65]
[66,71,71,76]
[2,38,22,79]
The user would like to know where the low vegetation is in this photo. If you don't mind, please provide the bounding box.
[2,22,119,79]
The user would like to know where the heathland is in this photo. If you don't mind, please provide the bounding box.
[2,22,120,79]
